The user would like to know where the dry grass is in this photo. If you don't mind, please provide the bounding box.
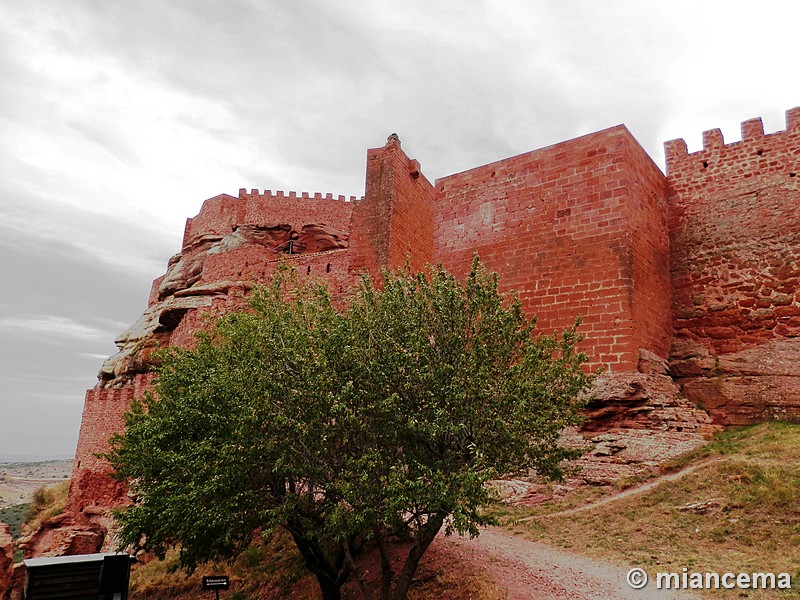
[505,422,800,598]
[129,531,318,599]
[22,480,70,535]
[129,528,501,600]
[405,568,503,600]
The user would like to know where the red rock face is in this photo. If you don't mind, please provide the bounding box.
[0,523,13,599]
[670,337,800,424]
[31,113,800,559]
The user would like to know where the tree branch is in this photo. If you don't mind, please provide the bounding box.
[342,539,372,600]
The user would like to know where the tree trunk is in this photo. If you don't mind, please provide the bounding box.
[285,521,348,600]
[373,525,393,600]
[317,579,342,600]
[343,539,373,600]
[390,513,445,600]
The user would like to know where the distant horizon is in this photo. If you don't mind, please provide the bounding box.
[0,432,77,464]
[0,455,74,464]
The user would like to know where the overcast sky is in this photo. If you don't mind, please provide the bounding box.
[1,0,798,460]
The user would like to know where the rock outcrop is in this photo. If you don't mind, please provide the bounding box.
[0,523,13,599]
[671,337,800,424]
[573,360,717,485]
[16,513,108,559]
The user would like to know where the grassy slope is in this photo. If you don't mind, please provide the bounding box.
[3,479,70,541]
[128,531,500,600]
[0,504,29,538]
[502,422,800,598]
[22,480,70,536]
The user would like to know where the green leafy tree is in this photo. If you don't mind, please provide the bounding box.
[108,258,591,600]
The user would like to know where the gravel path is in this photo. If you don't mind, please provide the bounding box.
[522,458,722,522]
[436,527,698,599]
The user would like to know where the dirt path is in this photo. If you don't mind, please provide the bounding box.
[435,527,697,599]
[521,458,722,522]
[429,462,716,599]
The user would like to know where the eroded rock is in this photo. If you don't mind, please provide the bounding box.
[98,295,215,386]
[671,337,800,424]
[569,429,710,486]
[158,247,211,300]
[296,224,349,253]
[0,523,13,600]
[637,348,669,375]
[17,517,105,558]
[583,372,715,433]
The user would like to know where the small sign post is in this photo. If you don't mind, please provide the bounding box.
[202,575,230,600]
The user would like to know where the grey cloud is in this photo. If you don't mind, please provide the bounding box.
[0,374,95,384]
[0,432,77,461]
[0,173,176,280]
[78,352,112,360]
[0,316,108,341]
[67,120,144,167]
[0,224,157,335]
[0,203,161,457]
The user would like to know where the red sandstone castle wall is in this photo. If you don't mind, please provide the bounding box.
[58,114,800,563]
[433,126,670,371]
[184,189,357,248]
[349,136,435,276]
[69,376,153,512]
[665,108,800,423]
[623,139,672,361]
[182,193,240,245]
[199,247,351,289]
[666,108,800,351]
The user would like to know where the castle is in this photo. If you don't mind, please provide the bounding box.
[16,108,800,559]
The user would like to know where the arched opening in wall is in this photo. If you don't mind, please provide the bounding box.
[702,161,709,169]
[307,266,311,274]
[326,263,331,273]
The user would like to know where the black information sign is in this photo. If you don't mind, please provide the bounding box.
[202,575,230,590]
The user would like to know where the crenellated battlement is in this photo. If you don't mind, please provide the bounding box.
[238,188,361,203]
[665,106,800,174]
[182,188,360,248]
